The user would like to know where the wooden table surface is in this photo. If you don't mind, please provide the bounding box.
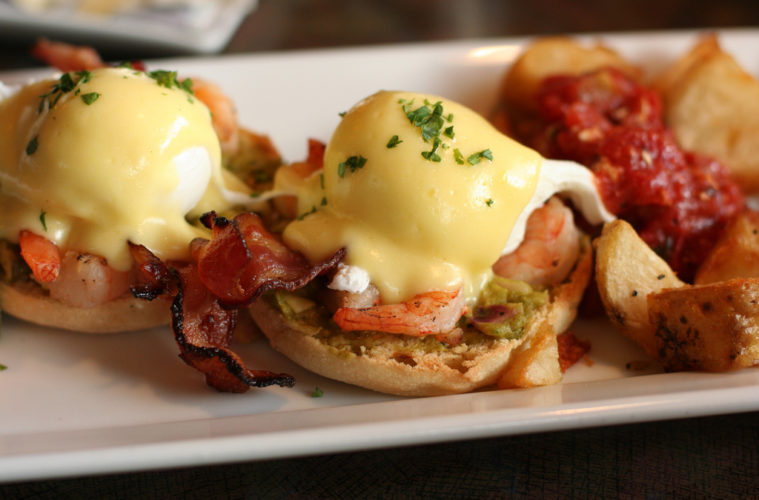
[1,1,759,498]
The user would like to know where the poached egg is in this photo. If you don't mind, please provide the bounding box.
[0,67,255,270]
[279,90,613,305]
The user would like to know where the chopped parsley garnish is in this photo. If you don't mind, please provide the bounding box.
[0,363,6,372]
[486,198,494,207]
[421,137,442,162]
[148,70,194,97]
[25,136,38,155]
[337,155,367,178]
[311,387,324,397]
[401,98,445,143]
[319,173,325,189]
[39,209,47,231]
[298,206,317,220]
[117,62,141,77]
[467,149,494,165]
[453,148,465,165]
[386,135,402,148]
[249,191,261,198]
[37,70,93,113]
[320,196,327,206]
[80,92,100,105]
[398,98,492,166]
[148,70,178,88]
[399,98,452,162]
[338,111,347,118]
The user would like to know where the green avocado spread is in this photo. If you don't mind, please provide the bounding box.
[270,275,548,358]
[470,277,548,339]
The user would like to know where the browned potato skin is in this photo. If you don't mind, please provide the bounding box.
[596,220,759,372]
[654,35,759,193]
[648,280,759,371]
[695,209,759,284]
[652,34,721,97]
[594,220,684,359]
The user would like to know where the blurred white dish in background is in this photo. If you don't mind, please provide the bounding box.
[0,0,257,54]
[10,0,226,16]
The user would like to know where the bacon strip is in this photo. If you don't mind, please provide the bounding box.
[171,262,295,392]
[195,212,345,306]
[128,242,173,300]
[126,240,304,392]
[137,211,342,392]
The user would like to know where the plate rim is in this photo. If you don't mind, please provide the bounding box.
[1,28,759,482]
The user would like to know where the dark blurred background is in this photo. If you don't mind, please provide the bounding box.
[225,0,759,51]
[2,0,759,69]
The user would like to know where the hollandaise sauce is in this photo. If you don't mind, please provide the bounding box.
[282,91,543,304]
[0,67,248,270]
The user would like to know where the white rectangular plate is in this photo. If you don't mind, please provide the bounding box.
[2,29,759,483]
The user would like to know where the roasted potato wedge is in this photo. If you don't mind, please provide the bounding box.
[695,209,759,284]
[594,220,684,359]
[596,219,759,372]
[652,34,722,97]
[654,35,759,193]
[648,280,759,371]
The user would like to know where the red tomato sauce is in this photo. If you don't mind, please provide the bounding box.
[526,67,744,281]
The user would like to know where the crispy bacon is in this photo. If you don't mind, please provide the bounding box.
[194,212,345,306]
[128,243,173,300]
[171,262,295,392]
[125,238,306,392]
[158,211,343,392]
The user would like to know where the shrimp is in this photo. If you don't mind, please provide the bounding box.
[492,197,580,287]
[31,38,105,72]
[332,289,465,336]
[47,251,130,308]
[192,79,240,157]
[18,230,61,283]
[18,230,130,308]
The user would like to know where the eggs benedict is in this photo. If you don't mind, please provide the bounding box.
[245,90,613,396]
[0,66,266,333]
